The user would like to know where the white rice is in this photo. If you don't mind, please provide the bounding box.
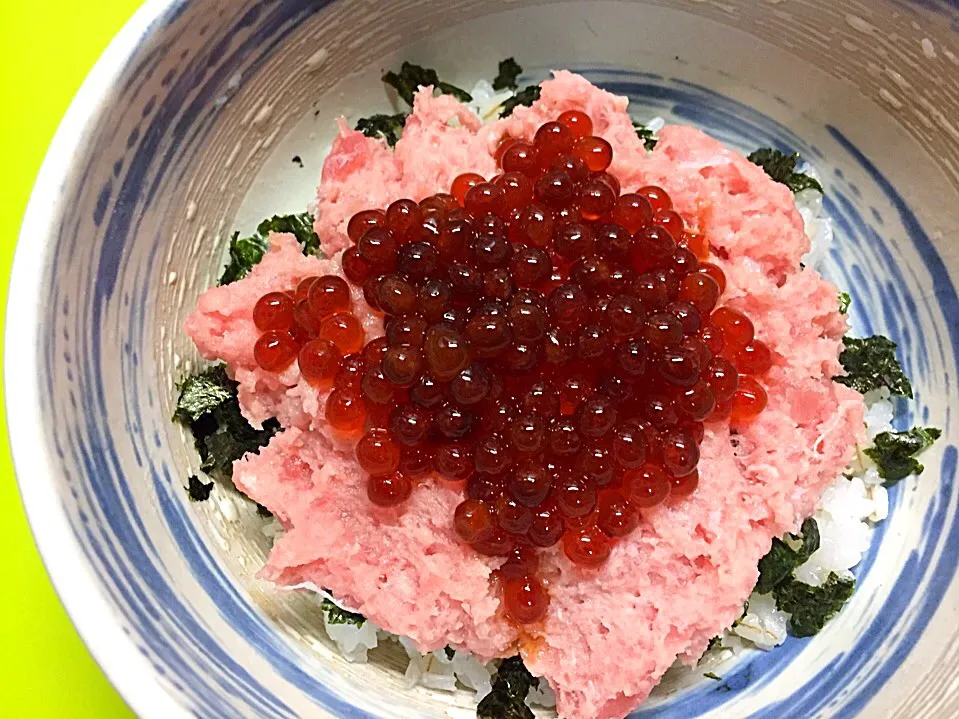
[724,390,891,653]
[794,161,835,270]
[314,604,555,708]
[260,516,285,540]
[645,116,667,134]
[323,612,380,663]
[464,79,517,122]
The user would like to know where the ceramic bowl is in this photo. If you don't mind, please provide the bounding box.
[9,0,959,716]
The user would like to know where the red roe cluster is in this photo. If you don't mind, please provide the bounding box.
[251,275,365,384]
[252,111,773,625]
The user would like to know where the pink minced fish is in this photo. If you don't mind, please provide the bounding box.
[184,71,864,719]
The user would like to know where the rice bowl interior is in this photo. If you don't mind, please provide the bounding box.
[177,65,934,719]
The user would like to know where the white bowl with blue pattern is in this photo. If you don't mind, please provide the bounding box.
[8,0,959,716]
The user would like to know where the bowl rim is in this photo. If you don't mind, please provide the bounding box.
[5,1,191,716]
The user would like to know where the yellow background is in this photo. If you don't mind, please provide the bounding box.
[0,2,139,716]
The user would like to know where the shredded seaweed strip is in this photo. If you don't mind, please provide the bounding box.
[865,427,942,484]
[356,112,407,147]
[493,57,522,91]
[219,213,320,285]
[500,85,541,117]
[174,365,279,479]
[773,573,856,637]
[321,598,366,627]
[477,656,538,719]
[835,335,912,397]
[755,518,820,595]
[633,121,658,150]
[747,148,823,193]
[382,61,473,106]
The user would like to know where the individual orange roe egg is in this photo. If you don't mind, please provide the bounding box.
[253,292,294,331]
[355,428,401,476]
[319,312,365,354]
[367,472,412,507]
[697,262,726,293]
[451,173,485,205]
[711,306,755,352]
[298,339,341,388]
[325,387,367,434]
[730,375,768,422]
[735,340,773,375]
[307,275,351,319]
[254,330,298,371]
[504,576,550,624]
[347,209,386,244]
[623,465,671,509]
[638,185,672,214]
[556,109,593,138]
[563,526,612,567]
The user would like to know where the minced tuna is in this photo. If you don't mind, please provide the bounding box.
[185,71,864,719]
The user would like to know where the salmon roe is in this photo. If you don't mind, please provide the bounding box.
[248,113,771,625]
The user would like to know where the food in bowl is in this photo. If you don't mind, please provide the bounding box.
[175,60,940,718]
